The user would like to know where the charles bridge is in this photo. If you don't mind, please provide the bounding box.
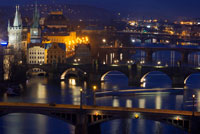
[25,62,200,89]
[10,45,200,89]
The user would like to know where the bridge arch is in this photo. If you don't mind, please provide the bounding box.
[140,71,172,87]
[60,68,86,80]
[1,111,76,126]
[26,68,47,76]
[184,73,200,86]
[88,114,189,133]
[101,70,128,81]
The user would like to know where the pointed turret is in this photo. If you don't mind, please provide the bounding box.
[8,20,10,29]
[13,5,22,27]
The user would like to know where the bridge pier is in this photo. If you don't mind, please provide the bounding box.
[189,117,200,134]
[181,52,189,64]
[145,50,153,63]
[75,114,88,134]
[171,76,185,88]
[88,124,101,134]
[128,64,141,87]
[87,73,101,90]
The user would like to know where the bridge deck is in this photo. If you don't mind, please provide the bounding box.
[0,102,199,116]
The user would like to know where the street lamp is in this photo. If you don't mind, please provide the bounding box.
[93,85,97,106]
[102,38,106,43]
[192,94,195,116]
[80,88,83,109]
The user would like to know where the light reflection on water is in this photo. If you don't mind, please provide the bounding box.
[0,72,200,134]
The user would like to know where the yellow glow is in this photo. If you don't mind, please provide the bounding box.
[95,112,99,116]
[135,114,139,119]
[80,88,83,92]
[69,78,76,86]
[176,116,180,120]
[37,83,47,100]
[93,85,97,91]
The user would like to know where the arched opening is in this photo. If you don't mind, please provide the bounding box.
[26,68,47,77]
[60,68,86,86]
[0,113,74,134]
[184,73,200,88]
[141,71,172,88]
[101,71,128,90]
[152,50,181,66]
[188,52,200,66]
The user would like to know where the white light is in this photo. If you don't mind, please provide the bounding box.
[157,61,161,65]
[147,25,151,28]
[69,78,76,86]
[131,39,136,43]
[102,38,106,43]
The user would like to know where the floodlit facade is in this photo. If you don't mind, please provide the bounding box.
[27,45,45,64]
[8,6,23,50]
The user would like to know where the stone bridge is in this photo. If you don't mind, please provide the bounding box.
[25,63,200,88]
[0,102,199,134]
[99,46,200,64]
[117,31,200,44]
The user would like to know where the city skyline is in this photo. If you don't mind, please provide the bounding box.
[0,0,200,19]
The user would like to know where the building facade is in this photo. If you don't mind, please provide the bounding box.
[27,44,45,65]
[47,43,66,64]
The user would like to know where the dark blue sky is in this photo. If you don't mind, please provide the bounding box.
[2,0,200,19]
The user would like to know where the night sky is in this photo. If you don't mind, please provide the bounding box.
[2,0,200,19]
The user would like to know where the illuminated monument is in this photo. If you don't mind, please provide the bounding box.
[7,6,23,50]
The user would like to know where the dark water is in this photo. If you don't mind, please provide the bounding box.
[0,72,199,134]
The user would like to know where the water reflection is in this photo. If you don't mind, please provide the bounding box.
[2,70,200,134]
[197,91,200,112]
[68,78,76,86]
[126,99,132,108]
[37,83,47,100]
[139,98,145,108]
[113,97,119,107]
[155,95,161,109]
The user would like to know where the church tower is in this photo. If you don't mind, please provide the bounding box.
[8,5,23,50]
[30,3,41,43]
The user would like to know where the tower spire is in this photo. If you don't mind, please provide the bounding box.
[13,5,22,27]
[32,1,40,28]
[8,20,10,28]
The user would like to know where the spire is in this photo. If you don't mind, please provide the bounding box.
[13,5,22,27]
[32,2,40,28]
[8,20,10,28]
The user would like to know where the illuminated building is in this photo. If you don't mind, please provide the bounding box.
[27,44,45,65]
[47,43,66,64]
[8,6,23,50]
